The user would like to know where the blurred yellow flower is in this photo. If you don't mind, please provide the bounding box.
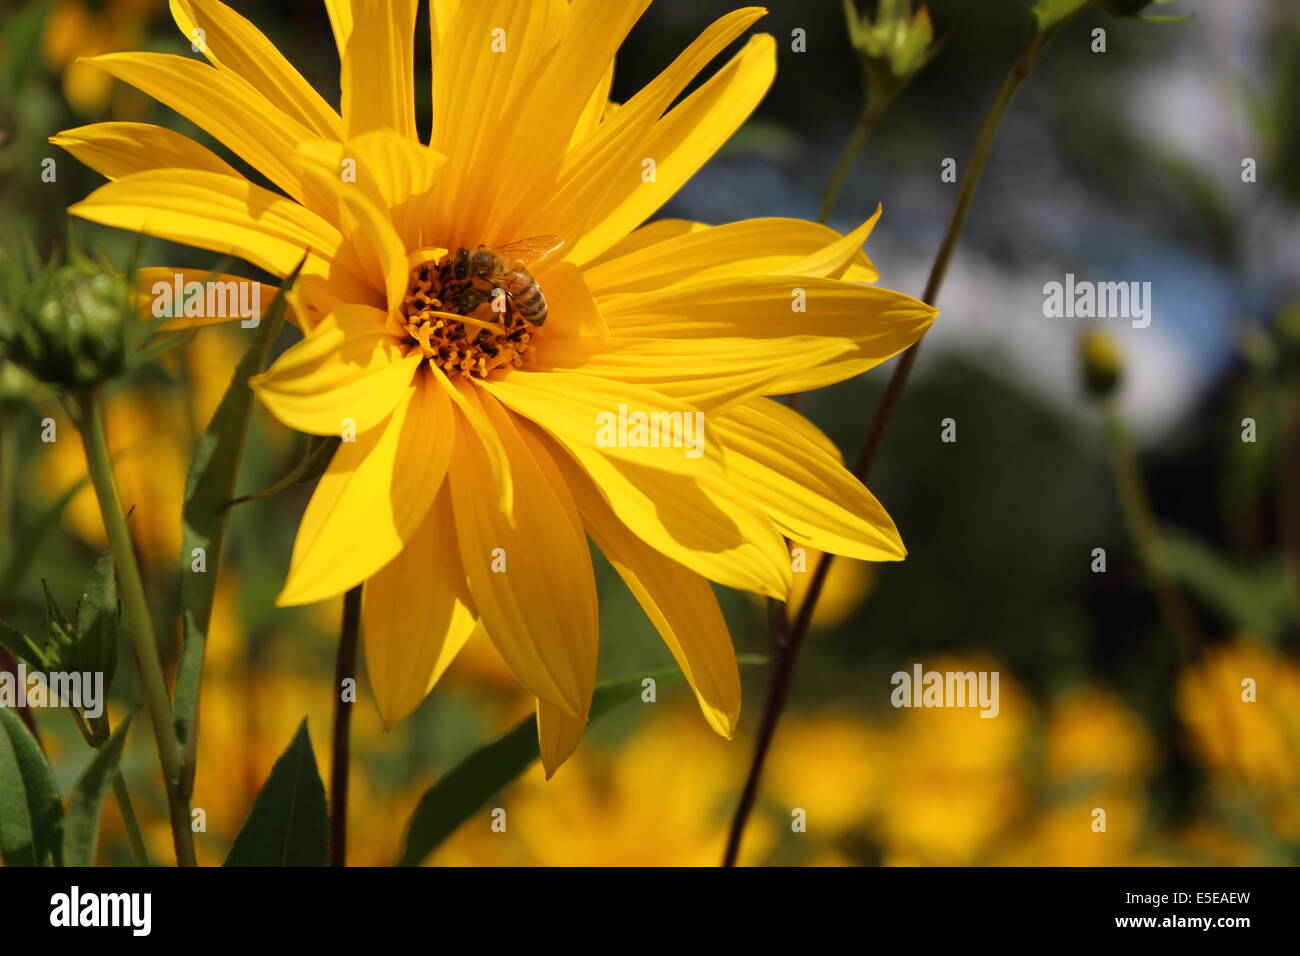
[42,0,156,115]
[1044,688,1154,785]
[1178,640,1300,839]
[999,689,1155,865]
[766,715,880,834]
[875,657,1030,865]
[437,710,773,866]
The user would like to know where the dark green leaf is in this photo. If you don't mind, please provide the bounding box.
[61,715,132,867]
[396,657,768,867]
[225,435,339,510]
[0,706,62,866]
[224,718,328,867]
[40,580,74,663]
[174,262,302,790]
[74,551,118,694]
[0,619,47,670]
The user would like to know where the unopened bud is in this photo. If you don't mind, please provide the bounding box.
[1079,326,1123,399]
[843,0,937,109]
[0,253,132,389]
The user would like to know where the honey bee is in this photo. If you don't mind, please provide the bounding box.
[438,235,564,328]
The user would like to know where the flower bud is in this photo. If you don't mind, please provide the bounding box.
[843,0,937,109]
[1079,326,1123,399]
[0,254,132,389]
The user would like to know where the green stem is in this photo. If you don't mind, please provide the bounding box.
[69,709,151,866]
[75,388,196,867]
[330,585,362,867]
[819,99,887,225]
[1102,405,1202,662]
[725,18,1073,868]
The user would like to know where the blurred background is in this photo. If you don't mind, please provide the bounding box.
[1,0,1298,866]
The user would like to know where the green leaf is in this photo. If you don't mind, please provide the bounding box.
[396,657,768,867]
[74,551,118,694]
[173,262,302,789]
[1161,529,1294,638]
[0,619,47,670]
[40,580,75,664]
[60,715,132,867]
[224,718,329,867]
[0,706,63,866]
[225,435,339,510]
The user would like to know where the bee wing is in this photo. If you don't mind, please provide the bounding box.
[496,235,565,266]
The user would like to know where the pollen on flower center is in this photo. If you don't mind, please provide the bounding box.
[400,251,537,380]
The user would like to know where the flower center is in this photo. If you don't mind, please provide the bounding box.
[400,251,537,379]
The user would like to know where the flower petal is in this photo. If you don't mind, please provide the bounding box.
[483,0,651,240]
[340,129,447,250]
[170,0,343,138]
[527,7,765,247]
[277,367,452,605]
[251,304,421,437]
[82,52,317,203]
[530,334,855,412]
[341,0,419,140]
[427,0,569,246]
[50,121,242,180]
[535,698,586,779]
[712,401,906,561]
[482,371,716,476]
[569,33,776,264]
[557,441,741,737]
[363,486,477,729]
[533,261,607,338]
[745,396,845,463]
[447,388,598,717]
[292,143,411,312]
[584,211,880,296]
[535,427,792,598]
[599,275,937,393]
[132,267,282,329]
[68,169,344,279]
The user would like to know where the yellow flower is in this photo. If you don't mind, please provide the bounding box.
[436,709,773,866]
[997,689,1155,866]
[57,0,936,774]
[766,715,880,834]
[876,656,1030,864]
[42,0,156,115]
[1043,688,1154,786]
[1177,641,1300,839]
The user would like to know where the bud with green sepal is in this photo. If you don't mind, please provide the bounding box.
[843,0,939,113]
[0,248,137,390]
